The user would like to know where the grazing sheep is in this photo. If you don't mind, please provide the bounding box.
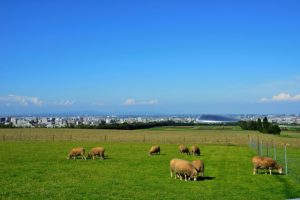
[170,158,198,181]
[149,145,160,156]
[192,160,204,177]
[179,145,190,155]
[88,147,105,160]
[68,147,86,160]
[170,159,186,179]
[191,145,200,156]
[252,156,283,175]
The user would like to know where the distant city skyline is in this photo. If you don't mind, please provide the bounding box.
[1,1,300,115]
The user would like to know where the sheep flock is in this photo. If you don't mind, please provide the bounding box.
[67,144,283,182]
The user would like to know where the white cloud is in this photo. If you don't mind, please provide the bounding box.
[260,92,300,102]
[142,99,158,105]
[53,100,75,106]
[0,94,77,108]
[123,98,158,106]
[0,94,43,106]
[273,93,300,101]
[260,97,269,102]
[123,98,136,106]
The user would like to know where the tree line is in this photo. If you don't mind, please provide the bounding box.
[0,123,14,128]
[68,121,196,130]
[238,117,281,135]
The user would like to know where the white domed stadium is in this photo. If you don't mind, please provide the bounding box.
[196,114,238,124]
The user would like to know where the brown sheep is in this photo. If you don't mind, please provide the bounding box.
[192,160,204,177]
[191,145,200,156]
[88,147,105,160]
[170,158,198,181]
[179,145,190,155]
[149,145,160,156]
[68,147,86,160]
[170,158,186,179]
[252,156,283,175]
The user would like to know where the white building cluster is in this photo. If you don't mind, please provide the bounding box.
[0,115,197,128]
[1,114,299,128]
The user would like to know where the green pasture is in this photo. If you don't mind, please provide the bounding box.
[0,128,300,199]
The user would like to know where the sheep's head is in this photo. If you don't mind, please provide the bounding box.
[87,153,92,158]
[188,171,198,181]
[277,165,283,174]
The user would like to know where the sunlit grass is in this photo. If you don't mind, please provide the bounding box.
[1,140,300,199]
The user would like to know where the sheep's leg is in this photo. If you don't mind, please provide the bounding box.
[177,174,181,179]
[170,171,173,178]
[269,168,272,175]
[253,168,256,175]
[184,174,188,181]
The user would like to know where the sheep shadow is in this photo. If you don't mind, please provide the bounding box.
[197,176,215,181]
[85,156,111,160]
[149,153,166,156]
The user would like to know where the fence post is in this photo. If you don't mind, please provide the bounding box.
[257,136,260,155]
[52,134,55,141]
[260,140,263,156]
[3,134,5,141]
[143,135,145,143]
[267,142,269,157]
[70,135,72,141]
[249,135,251,148]
[285,144,288,175]
[183,136,185,143]
[273,142,276,160]
[104,134,107,142]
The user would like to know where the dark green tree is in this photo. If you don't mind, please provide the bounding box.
[268,124,281,135]
[257,118,263,132]
[262,117,269,133]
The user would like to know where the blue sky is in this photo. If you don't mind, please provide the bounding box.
[0,0,300,115]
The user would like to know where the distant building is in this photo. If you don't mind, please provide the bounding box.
[196,114,238,124]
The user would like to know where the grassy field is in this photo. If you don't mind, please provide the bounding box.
[1,126,300,147]
[0,127,300,199]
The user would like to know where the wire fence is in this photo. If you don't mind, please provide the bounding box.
[248,135,288,175]
[0,132,242,145]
